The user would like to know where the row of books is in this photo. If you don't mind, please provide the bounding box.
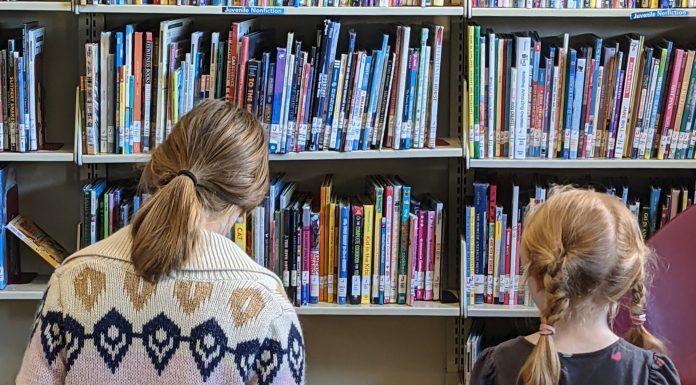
[80,180,151,248]
[466,27,696,160]
[232,174,446,306]
[472,0,696,7]
[80,18,444,155]
[79,0,452,5]
[463,179,695,306]
[0,23,46,153]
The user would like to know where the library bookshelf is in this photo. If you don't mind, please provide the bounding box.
[0,3,467,384]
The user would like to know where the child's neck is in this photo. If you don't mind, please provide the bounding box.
[527,309,620,355]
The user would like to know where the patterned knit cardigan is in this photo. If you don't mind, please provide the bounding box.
[16,226,305,385]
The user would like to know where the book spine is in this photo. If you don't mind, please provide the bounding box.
[371,186,383,303]
[143,33,153,153]
[416,209,426,301]
[338,202,349,305]
[378,217,387,304]
[397,186,411,304]
[310,212,320,304]
[269,48,286,154]
[361,203,374,304]
[514,37,531,159]
[383,184,394,303]
[408,213,418,305]
[350,204,363,305]
[428,26,443,149]
[424,209,435,301]
[615,39,641,159]
[301,204,311,306]
[133,32,143,154]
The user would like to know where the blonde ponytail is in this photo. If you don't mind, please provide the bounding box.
[624,271,667,354]
[130,100,268,281]
[131,174,201,281]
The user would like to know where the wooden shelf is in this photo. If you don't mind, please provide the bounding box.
[0,276,48,300]
[468,158,696,169]
[0,148,73,162]
[466,304,539,317]
[77,4,463,15]
[296,301,460,316]
[469,7,696,18]
[81,137,463,163]
[0,1,71,11]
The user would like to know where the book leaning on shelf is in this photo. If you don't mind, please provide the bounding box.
[466,26,696,161]
[79,0,454,7]
[463,179,695,307]
[81,174,447,307]
[0,23,47,153]
[6,215,69,268]
[80,18,445,156]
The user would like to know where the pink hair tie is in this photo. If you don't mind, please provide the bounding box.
[539,323,556,336]
[631,313,647,327]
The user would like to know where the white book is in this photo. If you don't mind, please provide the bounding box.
[209,32,219,99]
[85,44,99,155]
[414,29,428,149]
[428,26,443,149]
[514,36,531,159]
[27,27,44,152]
[570,58,586,159]
[156,18,192,147]
[330,56,347,150]
[487,34,496,159]
[346,53,365,151]
[614,37,642,159]
[393,26,410,150]
[280,33,294,153]
[419,46,431,149]
[510,183,519,304]
[548,66,560,159]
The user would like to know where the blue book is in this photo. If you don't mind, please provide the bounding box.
[378,217,387,305]
[311,21,341,151]
[586,38,603,159]
[563,49,577,159]
[338,200,350,305]
[302,204,311,306]
[0,166,15,289]
[259,52,271,121]
[648,186,661,236]
[473,182,488,305]
[334,31,356,150]
[269,48,286,154]
[403,50,417,150]
[570,58,586,160]
[363,36,388,150]
[621,186,629,204]
[323,60,341,148]
[354,55,372,151]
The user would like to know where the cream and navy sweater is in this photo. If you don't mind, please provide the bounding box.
[16,226,304,385]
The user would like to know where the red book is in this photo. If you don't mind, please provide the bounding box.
[133,32,143,154]
[382,181,394,303]
[416,209,427,301]
[236,36,250,108]
[659,49,686,158]
[504,226,512,305]
[424,210,436,301]
[226,25,239,102]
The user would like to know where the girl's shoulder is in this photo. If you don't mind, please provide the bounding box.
[470,337,534,385]
[616,340,680,385]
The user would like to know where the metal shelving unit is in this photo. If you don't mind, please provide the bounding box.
[466,304,539,318]
[0,148,74,162]
[296,301,460,316]
[469,7,696,17]
[76,4,464,15]
[0,276,49,300]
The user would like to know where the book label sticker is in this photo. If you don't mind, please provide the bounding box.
[630,9,688,20]
[222,6,285,15]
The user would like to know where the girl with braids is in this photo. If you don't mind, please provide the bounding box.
[471,187,680,385]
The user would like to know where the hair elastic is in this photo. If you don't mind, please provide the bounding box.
[631,313,647,327]
[539,323,556,336]
[177,170,198,186]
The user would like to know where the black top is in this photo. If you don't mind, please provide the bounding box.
[471,337,680,385]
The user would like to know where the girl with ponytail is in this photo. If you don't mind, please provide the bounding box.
[470,187,679,385]
[17,100,305,385]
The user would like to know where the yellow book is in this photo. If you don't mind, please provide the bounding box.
[649,0,658,8]
[234,214,246,252]
[493,208,503,300]
[360,198,374,304]
[467,25,475,157]
[320,175,333,302]
[327,200,336,303]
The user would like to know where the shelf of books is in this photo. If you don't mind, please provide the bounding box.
[296,301,460,316]
[0,1,72,12]
[467,158,696,169]
[468,7,696,18]
[0,148,74,162]
[0,276,48,300]
[466,304,538,317]
[81,138,463,163]
[76,4,464,15]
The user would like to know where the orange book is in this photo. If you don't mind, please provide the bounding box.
[133,32,143,154]
[319,175,333,302]
[327,199,336,303]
